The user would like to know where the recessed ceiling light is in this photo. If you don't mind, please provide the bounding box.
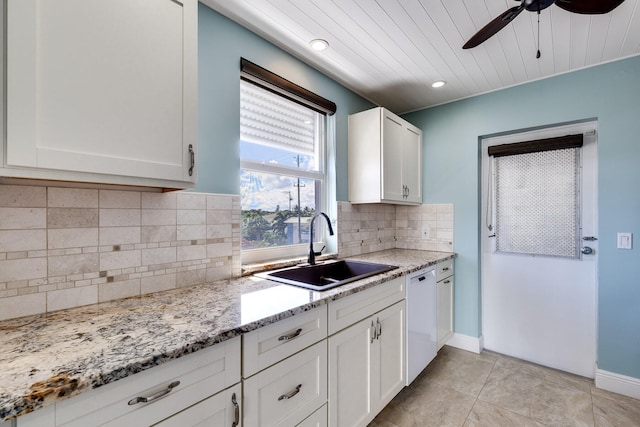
[310,39,329,51]
[432,80,446,88]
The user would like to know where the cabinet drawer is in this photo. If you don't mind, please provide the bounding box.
[56,337,241,427]
[152,383,242,427]
[243,306,327,378]
[244,341,327,427]
[328,277,404,335]
[297,403,327,427]
[436,259,454,281]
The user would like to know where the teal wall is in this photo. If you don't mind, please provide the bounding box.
[404,55,640,379]
[197,4,373,198]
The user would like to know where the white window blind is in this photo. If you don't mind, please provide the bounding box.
[240,81,317,157]
[494,148,580,258]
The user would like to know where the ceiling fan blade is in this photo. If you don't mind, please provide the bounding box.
[463,5,525,49]
[555,0,625,14]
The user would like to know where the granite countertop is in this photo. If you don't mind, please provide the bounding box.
[0,249,455,422]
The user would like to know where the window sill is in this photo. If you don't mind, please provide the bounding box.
[241,253,338,276]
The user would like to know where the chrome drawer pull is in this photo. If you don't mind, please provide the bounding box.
[377,318,382,338]
[127,380,180,406]
[278,384,302,401]
[278,328,302,341]
[188,144,195,176]
[231,392,240,427]
[442,267,450,271]
[443,280,451,284]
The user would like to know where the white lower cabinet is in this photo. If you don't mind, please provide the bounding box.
[243,341,327,427]
[11,277,413,427]
[374,301,406,408]
[436,259,455,349]
[328,298,405,427]
[153,383,242,427]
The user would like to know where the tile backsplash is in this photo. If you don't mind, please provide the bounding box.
[0,184,453,320]
[337,201,454,257]
[0,185,240,321]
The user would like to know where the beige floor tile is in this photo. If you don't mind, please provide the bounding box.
[492,352,593,393]
[591,387,640,427]
[464,400,547,427]
[371,380,475,427]
[478,365,594,427]
[418,346,496,398]
[368,346,640,427]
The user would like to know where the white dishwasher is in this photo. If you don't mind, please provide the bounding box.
[406,266,437,385]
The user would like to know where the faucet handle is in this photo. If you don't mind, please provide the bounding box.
[313,245,326,256]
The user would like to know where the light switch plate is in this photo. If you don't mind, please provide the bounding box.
[617,232,633,249]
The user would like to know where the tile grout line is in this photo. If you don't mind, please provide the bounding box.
[460,355,499,426]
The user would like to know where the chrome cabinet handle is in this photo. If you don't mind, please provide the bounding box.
[442,267,450,271]
[376,318,382,338]
[402,185,409,199]
[278,384,302,401]
[443,279,451,284]
[188,144,195,176]
[127,380,180,406]
[278,328,302,341]
[371,320,377,343]
[231,392,240,427]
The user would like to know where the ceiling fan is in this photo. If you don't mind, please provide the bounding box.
[463,0,626,50]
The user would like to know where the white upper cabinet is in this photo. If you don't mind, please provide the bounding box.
[3,0,198,189]
[348,107,422,205]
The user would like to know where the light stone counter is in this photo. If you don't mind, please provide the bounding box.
[0,249,454,422]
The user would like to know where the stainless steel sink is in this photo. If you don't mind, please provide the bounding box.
[256,260,398,291]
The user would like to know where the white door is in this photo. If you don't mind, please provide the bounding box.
[402,125,422,204]
[381,111,405,202]
[328,317,373,427]
[6,0,196,183]
[481,121,597,378]
[373,301,405,409]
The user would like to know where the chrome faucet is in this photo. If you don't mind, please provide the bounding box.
[308,212,334,265]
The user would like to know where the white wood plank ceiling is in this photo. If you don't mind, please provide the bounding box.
[201,0,640,113]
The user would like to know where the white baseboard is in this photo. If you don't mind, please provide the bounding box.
[595,369,640,400]
[445,333,484,354]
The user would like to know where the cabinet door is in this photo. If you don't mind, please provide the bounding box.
[6,0,197,186]
[402,125,422,204]
[372,301,406,410]
[381,111,405,202]
[437,277,454,349]
[152,383,242,427]
[328,318,374,427]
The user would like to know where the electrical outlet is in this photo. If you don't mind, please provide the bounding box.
[421,227,430,240]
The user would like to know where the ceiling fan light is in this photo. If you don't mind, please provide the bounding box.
[432,80,446,88]
[310,39,329,51]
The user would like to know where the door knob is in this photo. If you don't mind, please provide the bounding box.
[581,246,593,255]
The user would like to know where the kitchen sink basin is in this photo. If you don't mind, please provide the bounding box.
[256,260,398,291]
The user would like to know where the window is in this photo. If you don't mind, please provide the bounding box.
[240,72,331,263]
[487,134,583,258]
